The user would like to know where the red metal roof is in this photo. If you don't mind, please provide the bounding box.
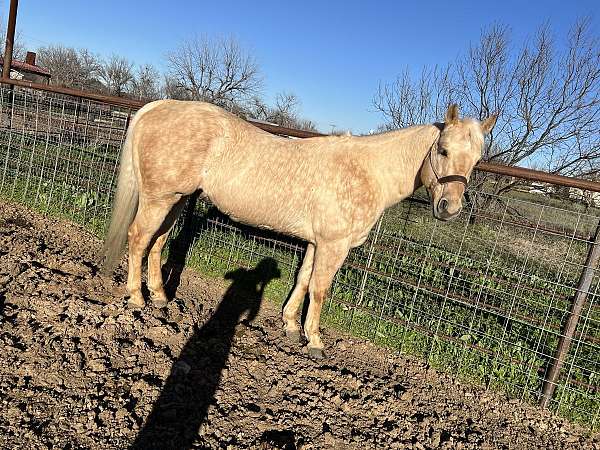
[0,56,51,77]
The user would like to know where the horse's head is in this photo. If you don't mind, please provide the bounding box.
[421,104,497,221]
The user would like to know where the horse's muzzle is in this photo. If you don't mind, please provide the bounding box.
[433,197,462,221]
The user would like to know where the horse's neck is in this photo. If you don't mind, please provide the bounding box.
[367,125,439,208]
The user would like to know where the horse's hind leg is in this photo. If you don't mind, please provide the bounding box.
[147,197,187,307]
[127,196,178,308]
[304,238,350,358]
[283,243,315,342]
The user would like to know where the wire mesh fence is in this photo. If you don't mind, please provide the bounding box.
[0,83,598,429]
[0,85,131,231]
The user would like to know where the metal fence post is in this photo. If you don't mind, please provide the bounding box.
[540,219,600,409]
[1,0,18,81]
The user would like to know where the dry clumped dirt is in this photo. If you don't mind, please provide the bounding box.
[0,199,598,450]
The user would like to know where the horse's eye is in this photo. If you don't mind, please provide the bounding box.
[439,148,448,157]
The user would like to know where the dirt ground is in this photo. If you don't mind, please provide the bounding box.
[0,199,598,450]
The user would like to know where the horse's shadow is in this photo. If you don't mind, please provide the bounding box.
[131,195,281,449]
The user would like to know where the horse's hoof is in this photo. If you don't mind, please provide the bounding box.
[152,299,168,308]
[307,347,326,359]
[151,295,168,308]
[127,297,145,309]
[285,329,302,343]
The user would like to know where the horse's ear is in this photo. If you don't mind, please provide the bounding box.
[481,114,498,134]
[445,104,460,125]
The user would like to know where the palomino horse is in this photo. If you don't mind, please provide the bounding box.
[102,101,496,358]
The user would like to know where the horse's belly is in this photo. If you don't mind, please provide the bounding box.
[200,152,316,241]
[207,191,313,241]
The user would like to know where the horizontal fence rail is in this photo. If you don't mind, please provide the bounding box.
[0,82,598,430]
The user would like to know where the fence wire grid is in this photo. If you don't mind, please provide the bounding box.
[0,85,598,429]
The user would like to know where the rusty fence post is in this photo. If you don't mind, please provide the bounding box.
[2,0,18,80]
[1,0,18,129]
[540,219,600,409]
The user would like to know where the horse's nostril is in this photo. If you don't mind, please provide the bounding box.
[439,198,449,211]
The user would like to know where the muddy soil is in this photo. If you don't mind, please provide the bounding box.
[0,199,598,450]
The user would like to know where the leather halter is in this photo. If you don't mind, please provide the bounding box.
[427,141,468,188]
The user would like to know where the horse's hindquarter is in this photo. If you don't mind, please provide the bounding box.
[134,101,225,199]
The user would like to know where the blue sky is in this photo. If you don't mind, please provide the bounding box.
[5,0,598,133]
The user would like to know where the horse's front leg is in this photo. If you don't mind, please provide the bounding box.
[282,243,315,342]
[304,238,350,359]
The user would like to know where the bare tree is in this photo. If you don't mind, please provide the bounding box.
[130,64,162,101]
[99,54,134,97]
[163,74,188,100]
[272,92,300,127]
[246,91,318,131]
[248,92,299,127]
[165,35,262,109]
[37,45,102,90]
[374,64,456,130]
[374,19,600,190]
[164,35,316,129]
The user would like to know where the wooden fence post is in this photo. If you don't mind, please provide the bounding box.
[540,219,600,408]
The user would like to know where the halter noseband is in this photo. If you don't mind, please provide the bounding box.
[436,174,468,186]
[427,141,468,188]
